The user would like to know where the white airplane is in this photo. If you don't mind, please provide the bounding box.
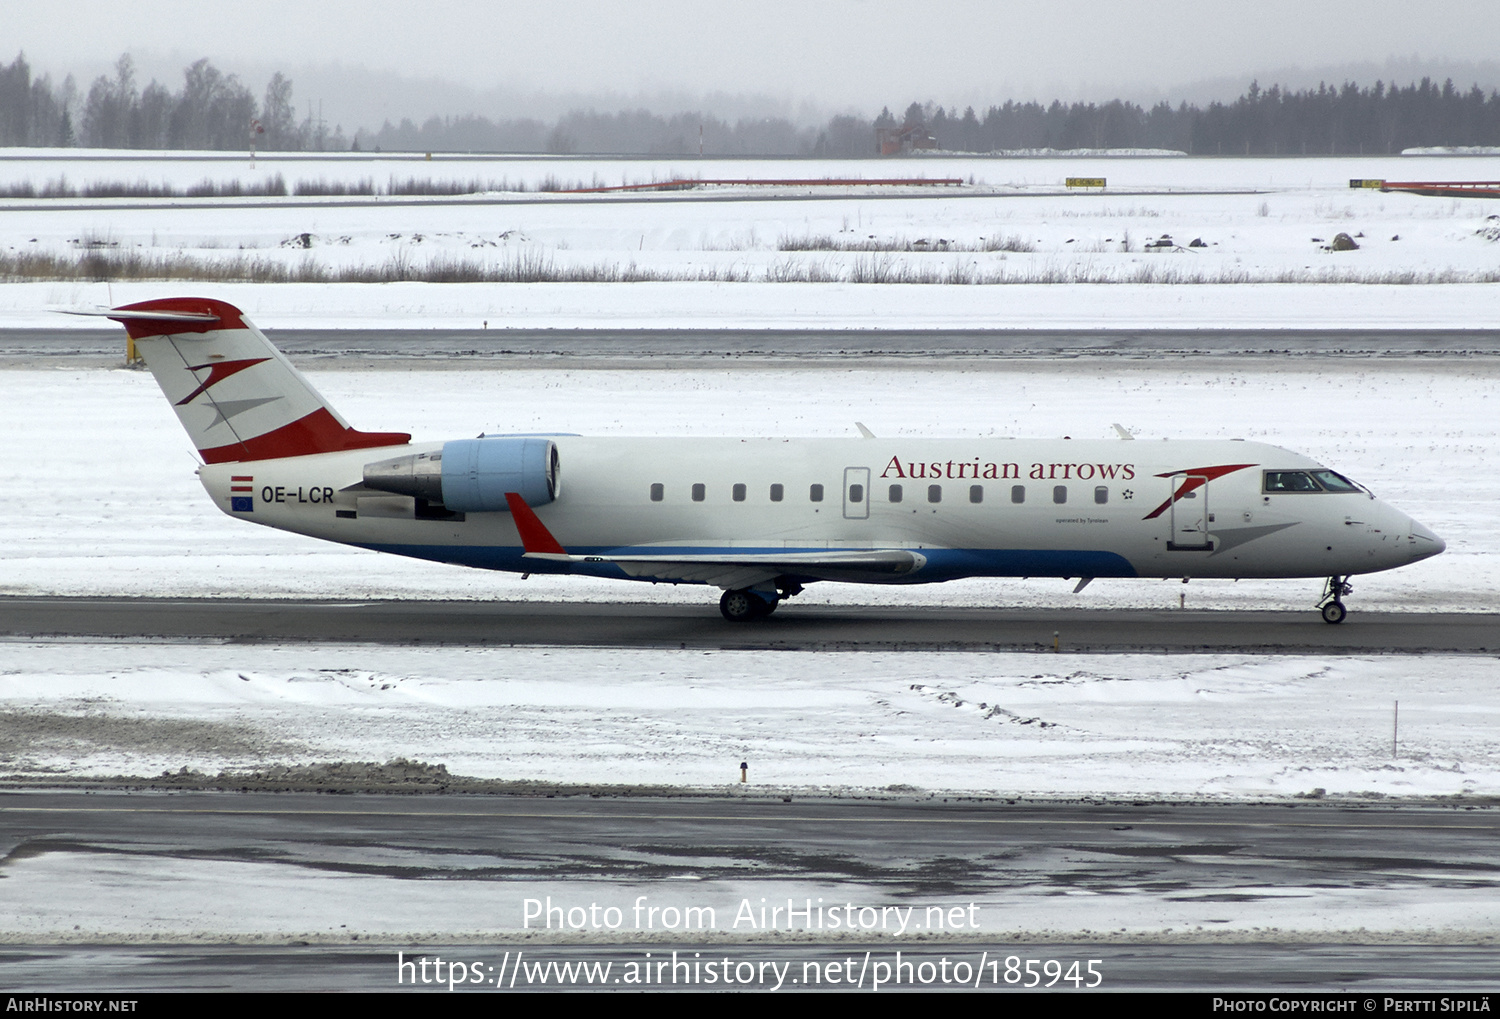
[89,297,1444,624]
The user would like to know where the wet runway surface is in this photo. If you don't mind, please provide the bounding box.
[8,327,1500,370]
[0,794,1495,991]
[5,793,1493,888]
[3,942,1496,993]
[3,597,1497,653]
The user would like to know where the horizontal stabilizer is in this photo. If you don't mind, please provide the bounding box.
[65,308,219,324]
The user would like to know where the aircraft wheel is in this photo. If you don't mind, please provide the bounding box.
[720,589,764,622]
[1320,601,1347,625]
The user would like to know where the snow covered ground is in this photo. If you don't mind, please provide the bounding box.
[3,639,1497,947]
[0,359,1483,611]
[1,152,1496,808]
[8,279,1500,332]
[0,149,1490,196]
[2,642,1493,800]
[1,153,1498,334]
[3,155,1497,958]
[4,355,1492,807]
[13,178,1498,285]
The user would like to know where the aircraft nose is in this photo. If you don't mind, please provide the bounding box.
[1408,519,1446,561]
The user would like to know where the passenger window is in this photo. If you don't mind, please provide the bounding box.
[692,483,705,502]
[1011,485,1025,504]
[732,483,746,502]
[650,483,664,502]
[810,484,824,502]
[1053,485,1067,504]
[849,484,864,503]
[1094,486,1108,505]
[770,483,783,502]
[889,484,903,503]
[928,485,942,503]
[969,485,983,504]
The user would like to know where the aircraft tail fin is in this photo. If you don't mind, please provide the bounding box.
[97,297,410,463]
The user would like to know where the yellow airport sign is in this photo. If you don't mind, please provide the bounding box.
[1066,177,1107,188]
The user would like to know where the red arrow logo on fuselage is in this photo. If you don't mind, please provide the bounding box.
[1141,463,1258,520]
[175,358,271,406]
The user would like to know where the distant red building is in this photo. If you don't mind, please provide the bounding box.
[877,121,938,155]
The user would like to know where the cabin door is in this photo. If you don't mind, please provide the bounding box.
[1166,473,1214,551]
[843,467,871,520]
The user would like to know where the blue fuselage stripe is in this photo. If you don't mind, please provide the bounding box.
[354,543,1139,583]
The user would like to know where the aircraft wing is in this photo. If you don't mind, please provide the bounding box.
[503,491,926,587]
[523,548,926,588]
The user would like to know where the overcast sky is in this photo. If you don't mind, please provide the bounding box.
[7,0,1500,126]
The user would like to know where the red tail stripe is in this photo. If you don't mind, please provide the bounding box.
[197,407,410,464]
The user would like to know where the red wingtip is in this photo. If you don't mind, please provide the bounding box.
[505,493,568,554]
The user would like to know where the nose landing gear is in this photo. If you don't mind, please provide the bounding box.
[1318,576,1352,624]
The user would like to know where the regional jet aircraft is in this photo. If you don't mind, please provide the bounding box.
[89,298,1444,623]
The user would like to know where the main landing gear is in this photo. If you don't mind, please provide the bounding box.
[720,589,775,621]
[1318,576,1353,624]
[719,582,803,622]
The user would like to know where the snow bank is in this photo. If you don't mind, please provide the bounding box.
[2,642,1493,800]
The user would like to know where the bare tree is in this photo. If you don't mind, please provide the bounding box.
[82,54,139,147]
[262,72,297,149]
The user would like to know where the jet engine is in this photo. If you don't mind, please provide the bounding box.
[362,437,559,512]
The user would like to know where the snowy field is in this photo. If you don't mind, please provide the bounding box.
[0,358,1483,611]
[1,152,1498,333]
[2,152,1497,813]
[2,642,1494,800]
[12,175,1498,285]
[6,356,1495,809]
[8,278,1498,333]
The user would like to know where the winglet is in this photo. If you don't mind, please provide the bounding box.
[505,492,568,555]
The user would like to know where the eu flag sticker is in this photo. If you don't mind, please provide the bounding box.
[231,496,254,512]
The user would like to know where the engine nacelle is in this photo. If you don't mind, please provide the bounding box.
[362,437,559,512]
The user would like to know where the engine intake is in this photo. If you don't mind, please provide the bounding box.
[363,437,559,512]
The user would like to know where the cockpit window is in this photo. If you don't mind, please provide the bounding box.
[1264,470,1367,494]
[1310,470,1363,493]
[1263,471,1322,492]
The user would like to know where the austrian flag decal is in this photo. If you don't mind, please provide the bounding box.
[230,475,254,512]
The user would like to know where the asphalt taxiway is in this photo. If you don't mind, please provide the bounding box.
[1,598,1496,653]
